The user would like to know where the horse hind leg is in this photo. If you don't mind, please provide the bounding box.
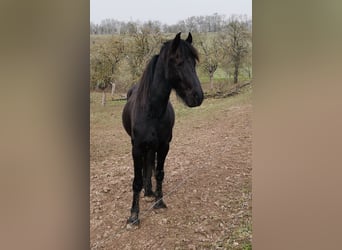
[143,150,155,197]
[154,143,169,209]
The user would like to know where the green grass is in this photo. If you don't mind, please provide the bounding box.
[168,84,251,121]
[212,206,252,249]
[198,67,251,88]
[90,84,252,126]
[90,93,126,128]
[225,222,252,249]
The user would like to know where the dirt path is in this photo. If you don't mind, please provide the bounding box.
[90,88,252,249]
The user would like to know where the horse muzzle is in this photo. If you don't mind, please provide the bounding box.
[186,90,204,107]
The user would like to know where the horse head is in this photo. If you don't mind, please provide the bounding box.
[166,32,204,107]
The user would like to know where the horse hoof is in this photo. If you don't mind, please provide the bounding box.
[127,216,140,225]
[153,199,167,209]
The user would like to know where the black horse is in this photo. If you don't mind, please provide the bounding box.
[122,32,204,225]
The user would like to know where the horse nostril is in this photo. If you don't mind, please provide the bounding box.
[194,91,203,105]
[191,92,201,106]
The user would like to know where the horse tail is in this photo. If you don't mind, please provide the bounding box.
[146,150,156,174]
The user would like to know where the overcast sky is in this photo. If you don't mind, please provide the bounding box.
[90,0,252,25]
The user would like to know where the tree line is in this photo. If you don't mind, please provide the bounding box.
[91,13,251,35]
[90,14,252,95]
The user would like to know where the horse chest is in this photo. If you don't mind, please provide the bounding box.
[132,117,172,147]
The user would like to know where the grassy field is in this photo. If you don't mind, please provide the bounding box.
[90,83,251,124]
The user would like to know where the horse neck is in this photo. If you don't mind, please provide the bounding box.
[148,58,171,118]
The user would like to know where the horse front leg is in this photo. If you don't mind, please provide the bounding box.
[154,143,169,209]
[127,145,143,225]
[143,150,155,197]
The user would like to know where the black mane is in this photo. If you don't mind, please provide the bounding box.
[161,39,199,62]
[136,54,159,107]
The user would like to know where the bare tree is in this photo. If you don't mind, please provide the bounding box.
[198,35,221,89]
[142,20,162,33]
[90,36,125,91]
[221,16,250,83]
[185,16,198,33]
[127,28,162,82]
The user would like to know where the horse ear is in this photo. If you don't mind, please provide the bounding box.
[171,32,181,53]
[186,32,192,44]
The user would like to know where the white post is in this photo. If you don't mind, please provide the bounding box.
[102,91,106,106]
[110,82,116,100]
